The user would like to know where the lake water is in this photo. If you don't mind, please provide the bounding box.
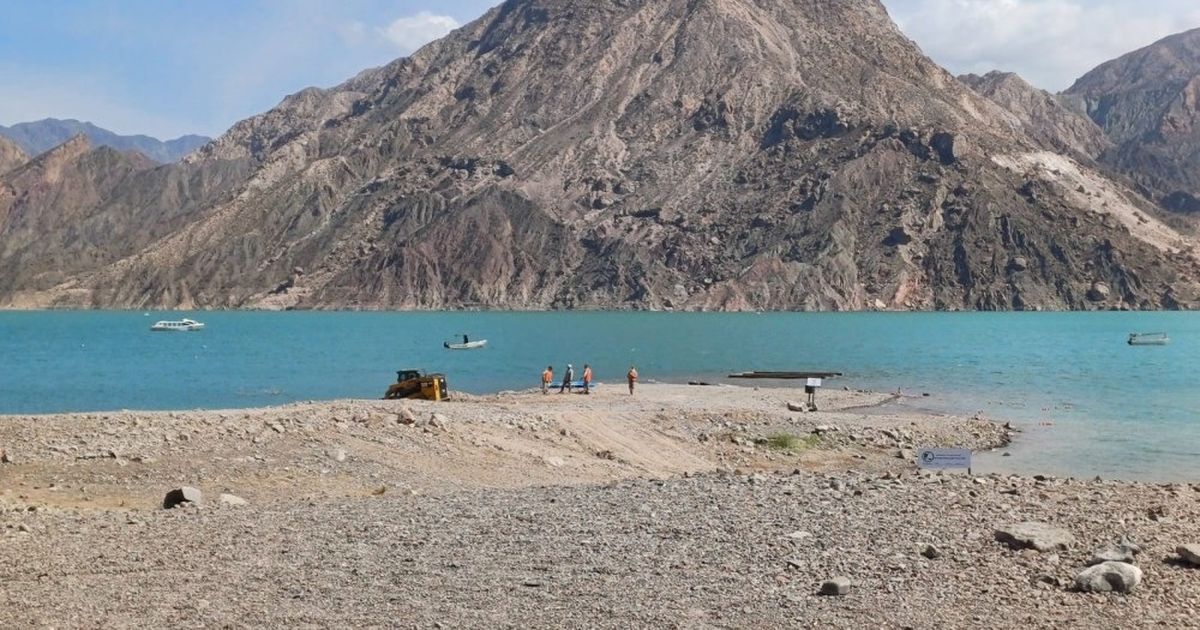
[1,311,1197,481]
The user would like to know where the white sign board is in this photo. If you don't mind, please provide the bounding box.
[917,448,972,470]
[806,378,823,388]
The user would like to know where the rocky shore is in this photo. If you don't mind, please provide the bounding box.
[3,384,1199,627]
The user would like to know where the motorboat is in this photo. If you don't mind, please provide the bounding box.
[444,338,487,350]
[1128,332,1169,346]
[151,318,205,332]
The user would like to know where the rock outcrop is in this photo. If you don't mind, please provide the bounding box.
[0,136,27,175]
[2,0,1198,311]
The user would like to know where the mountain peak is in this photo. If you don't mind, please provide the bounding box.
[960,70,1110,159]
[1064,27,1200,213]
[0,118,210,163]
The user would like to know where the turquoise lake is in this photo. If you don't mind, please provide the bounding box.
[1,311,1197,481]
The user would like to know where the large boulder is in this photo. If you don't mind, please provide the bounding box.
[1087,281,1111,302]
[995,522,1075,552]
[1075,561,1142,593]
[162,486,203,509]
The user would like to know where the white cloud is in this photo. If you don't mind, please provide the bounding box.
[884,0,1200,91]
[378,11,460,53]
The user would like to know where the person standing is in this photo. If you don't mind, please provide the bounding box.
[582,364,593,394]
[626,365,638,395]
[541,365,553,395]
[559,364,575,393]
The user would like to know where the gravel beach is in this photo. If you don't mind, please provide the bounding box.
[3,384,1199,628]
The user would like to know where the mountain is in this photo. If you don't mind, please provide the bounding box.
[0,118,210,163]
[0,136,27,175]
[0,134,252,304]
[1063,28,1200,214]
[4,0,1200,311]
[959,71,1111,160]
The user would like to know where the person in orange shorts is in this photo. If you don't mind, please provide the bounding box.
[626,365,638,395]
[541,365,553,394]
[582,364,593,394]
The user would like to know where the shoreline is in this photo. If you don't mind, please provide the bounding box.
[5,383,1200,627]
[0,378,1177,484]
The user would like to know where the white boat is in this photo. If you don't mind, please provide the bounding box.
[444,336,487,350]
[151,318,205,332]
[1128,332,1169,346]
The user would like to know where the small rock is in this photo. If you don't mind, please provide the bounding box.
[897,449,914,461]
[429,413,446,429]
[995,522,1075,552]
[330,448,347,463]
[0,448,9,464]
[1148,505,1170,522]
[1075,561,1141,594]
[396,407,416,425]
[1088,546,1136,566]
[1176,544,1200,565]
[17,523,30,533]
[921,544,942,560]
[218,493,248,507]
[543,456,565,468]
[786,402,806,412]
[820,577,851,596]
[162,486,203,509]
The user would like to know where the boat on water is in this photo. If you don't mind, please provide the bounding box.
[151,318,205,332]
[1128,332,1169,346]
[444,334,487,350]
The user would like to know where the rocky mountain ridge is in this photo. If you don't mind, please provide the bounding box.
[0,118,210,164]
[2,0,1198,311]
[1062,28,1200,215]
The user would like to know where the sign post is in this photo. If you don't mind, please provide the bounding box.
[804,378,822,410]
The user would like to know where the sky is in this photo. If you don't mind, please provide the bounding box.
[0,0,1198,140]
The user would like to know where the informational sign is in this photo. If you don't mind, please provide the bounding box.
[806,378,823,388]
[917,448,972,470]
